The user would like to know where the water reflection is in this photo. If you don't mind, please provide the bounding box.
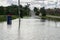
[17,29,20,40]
[7,25,12,29]
[0,18,60,40]
[40,18,46,22]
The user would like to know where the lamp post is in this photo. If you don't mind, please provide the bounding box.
[18,0,20,28]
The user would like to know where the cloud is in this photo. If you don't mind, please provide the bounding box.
[0,0,10,6]
[0,0,60,9]
[7,0,13,4]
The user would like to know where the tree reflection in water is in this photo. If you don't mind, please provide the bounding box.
[41,17,46,22]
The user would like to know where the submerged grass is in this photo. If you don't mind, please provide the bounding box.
[0,15,19,22]
[41,16,60,21]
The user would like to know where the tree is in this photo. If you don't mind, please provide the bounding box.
[40,7,46,16]
[0,6,4,15]
[23,4,30,16]
[6,5,18,15]
[0,4,31,16]
[20,5,23,18]
[11,5,18,15]
[33,7,40,16]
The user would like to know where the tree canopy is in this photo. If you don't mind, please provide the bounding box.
[0,4,30,17]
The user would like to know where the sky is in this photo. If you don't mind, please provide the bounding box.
[0,0,60,9]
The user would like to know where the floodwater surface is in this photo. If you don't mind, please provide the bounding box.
[0,17,60,40]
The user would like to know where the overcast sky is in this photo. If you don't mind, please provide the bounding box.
[0,0,60,9]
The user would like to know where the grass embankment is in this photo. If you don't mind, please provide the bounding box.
[41,15,60,21]
[0,15,19,22]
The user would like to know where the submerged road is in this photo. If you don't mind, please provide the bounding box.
[0,17,60,40]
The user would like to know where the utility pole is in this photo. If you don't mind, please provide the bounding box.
[18,0,20,28]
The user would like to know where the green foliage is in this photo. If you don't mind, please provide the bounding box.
[23,5,30,16]
[34,7,38,12]
[33,7,40,16]
[0,15,19,22]
[40,7,46,16]
[6,5,18,15]
[0,6,4,15]
[46,8,60,16]
[0,4,30,17]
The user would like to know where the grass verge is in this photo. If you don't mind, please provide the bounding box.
[40,16,60,21]
[0,15,19,22]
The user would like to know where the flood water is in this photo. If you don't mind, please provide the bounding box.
[0,17,60,40]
